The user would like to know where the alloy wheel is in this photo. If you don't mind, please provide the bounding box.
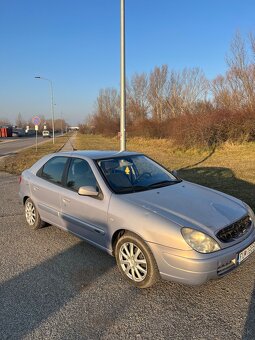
[25,202,36,226]
[119,242,148,282]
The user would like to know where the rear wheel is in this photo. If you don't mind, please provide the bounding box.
[24,198,44,230]
[115,231,159,288]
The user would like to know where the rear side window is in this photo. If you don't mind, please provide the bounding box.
[41,157,68,185]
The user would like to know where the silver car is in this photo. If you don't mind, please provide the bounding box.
[19,151,255,288]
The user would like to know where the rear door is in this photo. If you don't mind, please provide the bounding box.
[60,157,110,251]
[31,156,69,227]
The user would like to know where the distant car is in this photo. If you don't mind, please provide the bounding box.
[19,151,255,288]
[25,130,36,137]
[12,128,25,137]
[42,130,51,138]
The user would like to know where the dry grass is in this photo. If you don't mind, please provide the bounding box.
[75,134,255,210]
[0,135,71,175]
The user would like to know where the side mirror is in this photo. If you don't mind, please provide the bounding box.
[78,186,99,197]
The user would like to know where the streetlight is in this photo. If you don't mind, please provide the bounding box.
[60,111,64,135]
[34,76,55,144]
[120,0,126,151]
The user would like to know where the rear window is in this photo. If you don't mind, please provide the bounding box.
[41,157,68,185]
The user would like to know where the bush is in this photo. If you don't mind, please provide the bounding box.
[165,109,255,147]
[83,108,255,148]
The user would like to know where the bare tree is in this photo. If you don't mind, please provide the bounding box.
[167,68,208,116]
[148,65,169,120]
[89,32,255,144]
[211,75,234,109]
[95,88,120,119]
[0,117,11,126]
[92,88,120,134]
[15,113,26,128]
[250,32,255,60]
[226,32,255,111]
[127,73,149,121]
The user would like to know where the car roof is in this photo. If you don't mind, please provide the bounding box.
[55,150,142,160]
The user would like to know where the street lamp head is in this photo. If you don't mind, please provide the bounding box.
[34,76,41,79]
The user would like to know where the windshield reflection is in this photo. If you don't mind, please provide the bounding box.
[97,155,181,194]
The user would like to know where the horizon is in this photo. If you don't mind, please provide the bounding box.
[0,0,254,125]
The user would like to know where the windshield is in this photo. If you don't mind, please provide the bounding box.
[97,155,181,194]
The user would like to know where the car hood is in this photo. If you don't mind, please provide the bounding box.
[122,181,247,234]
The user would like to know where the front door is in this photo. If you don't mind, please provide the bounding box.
[60,157,110,251]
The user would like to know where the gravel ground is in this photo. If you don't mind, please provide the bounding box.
[0,171,255,340]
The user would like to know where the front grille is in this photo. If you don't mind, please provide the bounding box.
[216,215,252,243]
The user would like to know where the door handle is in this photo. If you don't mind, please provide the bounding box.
[33,186,39,191]
[62,198,71,204]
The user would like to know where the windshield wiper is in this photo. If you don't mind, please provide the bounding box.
[148,180,181,189]
[115,181,181,194]
[131,185,148,192]
[115,186,147,194]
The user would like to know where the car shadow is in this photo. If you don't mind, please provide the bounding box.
[179,146,216,170]
[178,166,255,338]
[0,240,115,339]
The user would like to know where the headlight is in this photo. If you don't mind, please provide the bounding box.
[181,228,220,253]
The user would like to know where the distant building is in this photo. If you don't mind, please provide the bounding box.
[68,126,79,131]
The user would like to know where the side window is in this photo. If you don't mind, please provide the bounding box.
[41,157,68,185]
[66,158,97,192]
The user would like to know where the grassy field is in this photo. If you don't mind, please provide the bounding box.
[0,134,71,175]
[1,133,254,210]
[74,134,255,210]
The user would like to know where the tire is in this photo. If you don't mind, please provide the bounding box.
[24,198,44,230]
[115,231,159,288]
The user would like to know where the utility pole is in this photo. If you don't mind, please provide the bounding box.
[61,112,63,135]
[120,0,126,151]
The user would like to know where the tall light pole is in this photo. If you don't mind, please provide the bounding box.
[35,76,55,144]
[60,111,63,135]
[120,0,126,151]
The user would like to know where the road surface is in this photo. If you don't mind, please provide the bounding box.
[0,136,46,157]
[0,134,63,157]
[0,172,254,339]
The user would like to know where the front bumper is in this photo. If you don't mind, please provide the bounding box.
[148,227,255,285]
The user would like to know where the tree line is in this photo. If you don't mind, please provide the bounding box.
[0,113,68,133]
[80,32,255,147]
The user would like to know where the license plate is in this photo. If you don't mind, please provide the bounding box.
[238,241,255,264]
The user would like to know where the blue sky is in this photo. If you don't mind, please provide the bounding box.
[0,0,254,125]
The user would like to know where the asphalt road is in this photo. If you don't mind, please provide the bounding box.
[0,171,255,340]
[0,137,46,157]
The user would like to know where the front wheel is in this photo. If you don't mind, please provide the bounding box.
[24,198,44,230]
[115,231,159,288]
